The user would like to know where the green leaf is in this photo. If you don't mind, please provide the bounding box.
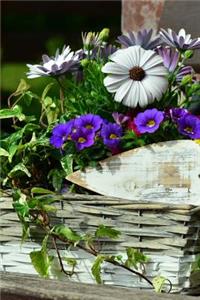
[63,257,77,269]
[95,225,121,239]
[30,235,53,278]
[13,191,29,219]
[48,168,64,192]
[13,79,30,96]
[0,105,25,121]
[53,225,82,244]
[61,154,74,176]
[192,255,200,273]
[0,148,9,157]
[8,162,31,178]
[152,276,167,293]
[125,248,149,269]
[91,255,106,284]
[31,187,55,195]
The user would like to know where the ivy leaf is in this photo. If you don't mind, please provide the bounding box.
[53,225,82,244]
[30,235,53,278]
[95,225,121,239]
[48,168,64,192]
[13,191,29,219]
[8,162,31,178]
[61,154,74,176]
[31,187,55,195]
[41,83,54,103]
[0,148,9,157]
[152,276,167,293]
[192,255,200,273]
[0,105,25,121]
[91,255,106,284]
[125,248,149,270]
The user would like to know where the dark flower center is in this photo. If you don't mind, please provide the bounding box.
[86,124,93,129]
[129,66,145,81]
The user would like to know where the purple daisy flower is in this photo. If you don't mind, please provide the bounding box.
[27,46,80,79]
[157,47,179,72]
[169,108,189,122]
[176,66,194,82]
[134,109,164,133]
[50,120,75,149]
[101,123,122,149]
[74,114,103,133]
[117,29,161,50]
[112,112,130,125]
[72,129,95,151]
[177,114,200,139]
[91,45,118,60]
[159,28,200,50]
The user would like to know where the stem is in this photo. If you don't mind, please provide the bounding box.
[55,77,66,114]
[51,236,73,276]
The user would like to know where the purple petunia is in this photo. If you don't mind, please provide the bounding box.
[134,109,164,134]
[117,29,161,50]
[101,123,122,149]
[50,120,75,149]
[112,112,130,125]
[74,114,103,133]
[157,47,179,72]
[72,128,95,151]
[169,108,189,123]
[177,114,200,139]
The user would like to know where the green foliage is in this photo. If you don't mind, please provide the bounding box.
[53,225,82,244]
[192,255,200,273]
[91,255,106,284]
[30,236,53,277]
[95,225,121,239]
[152,276,168,293]
[125,248,149,270]
[0,105,25,121]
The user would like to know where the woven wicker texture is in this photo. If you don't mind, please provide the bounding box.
[1,193,200,294]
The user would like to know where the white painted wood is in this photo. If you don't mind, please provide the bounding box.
[67,140,200,205]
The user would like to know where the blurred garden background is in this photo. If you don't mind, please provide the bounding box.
[2,1,121,101]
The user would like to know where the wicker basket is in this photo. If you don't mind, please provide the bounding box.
[1,192,200,294]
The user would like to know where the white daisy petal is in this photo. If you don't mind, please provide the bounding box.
[145,65,168,76]
[104,75,129,93]
[142,75,168,100]
[114,79,133,102]
[110,49,134,69]
[102,62,129,74]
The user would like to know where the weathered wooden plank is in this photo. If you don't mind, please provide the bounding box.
[0,272,198,300]
[67,141,200,206]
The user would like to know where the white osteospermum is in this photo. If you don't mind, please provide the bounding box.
[102,45,168,108]
[27,46,80,79]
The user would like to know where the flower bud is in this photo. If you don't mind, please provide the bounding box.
[99,28,110,42]
[81,58,89,67]
[181,75,192,85]
[184,50,193,59]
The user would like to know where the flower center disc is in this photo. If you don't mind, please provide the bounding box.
[129,66,145,81]
[78,137,86,143]
[185,126,193,133]
[147,120,156,127]
[110,133,117,139]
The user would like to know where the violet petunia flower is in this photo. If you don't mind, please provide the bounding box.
[50,120,75,149]
[117,29,161,50]
[159,28,200,50]
[27,46,80,79]
[177,114,200,139]
[157,47,179,72]
[72,128,95,151]
[134,108,164,133]
[74,114,103,133]
[112,112,130,125]
[101,123,122,149]
[169,108,189,122]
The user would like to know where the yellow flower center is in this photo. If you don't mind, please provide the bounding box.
[78,137,86,143]
[110,133,117,139]
[86,124,93,129]
[185,126,193,133]
[147,120,155,127]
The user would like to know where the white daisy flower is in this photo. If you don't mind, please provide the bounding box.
[102,45,168,108]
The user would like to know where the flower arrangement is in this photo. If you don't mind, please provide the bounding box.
[1,27,200,292]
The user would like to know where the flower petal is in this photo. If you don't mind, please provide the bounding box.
[102,62,129,74]
[114,79,133,102]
